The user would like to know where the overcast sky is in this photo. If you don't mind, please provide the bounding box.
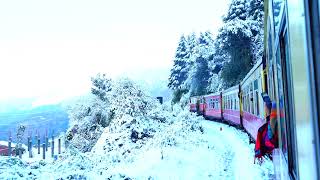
[0,0,229,105]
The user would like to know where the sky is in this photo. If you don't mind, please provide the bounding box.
[0,0,229,105]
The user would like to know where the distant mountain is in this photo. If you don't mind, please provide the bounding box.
[0,104,69,143]
[0,98,36,113]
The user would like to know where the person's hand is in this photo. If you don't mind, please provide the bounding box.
[254,156,264,165]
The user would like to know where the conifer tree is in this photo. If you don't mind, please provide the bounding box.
[168,35,189,90]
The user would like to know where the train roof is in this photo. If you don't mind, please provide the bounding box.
[222,85,238,94]
[203,92,221,97]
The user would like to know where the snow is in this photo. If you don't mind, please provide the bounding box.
[0,114,274,179]
[0,79,274,179]
[103,120,274,180]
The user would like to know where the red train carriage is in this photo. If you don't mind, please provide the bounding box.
[203,93,222,119]
[222,86,241,126]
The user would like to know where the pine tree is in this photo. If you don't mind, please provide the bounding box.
[168,35,189,90]
[223,0,249,22]
[248,0,264,63]
[214,0,265,88]
[190,56,211,96]
[189,32,213,96]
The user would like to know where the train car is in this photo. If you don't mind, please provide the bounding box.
[222,86,241,126]
[203,92,222,120]
[240,60,265,140]
[189,96,197,113]
[264,0,320,179]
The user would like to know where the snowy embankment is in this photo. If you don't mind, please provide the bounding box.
[0,116,274,179]
[95,120,274,180]
[0,78,274,179]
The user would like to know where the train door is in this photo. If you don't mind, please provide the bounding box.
[277,28,298,179]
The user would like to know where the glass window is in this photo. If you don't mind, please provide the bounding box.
[273,0,284,34]
[254,79,258,90]
[230,99,233,109]
[250,92,254,114]
[256,91,260,116]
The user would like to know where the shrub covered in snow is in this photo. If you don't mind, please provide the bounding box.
[65,95,109,152]
[65,77,161,153]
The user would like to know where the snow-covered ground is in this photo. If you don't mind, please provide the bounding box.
[0,119,274,179]
[0,79,274,179]
[100,120,274,180]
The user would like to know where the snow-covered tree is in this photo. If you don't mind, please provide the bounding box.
[182,32,198,90]
[66,95,109,152]
[223,0,249,22]
[91,73,112,101]
[190,57,211,96]
[214,0,264,88]
[248,0,264,63]
[189,31,214,96]
[168,35,190,90]
[216,19,253,87]
[66,76,161,152]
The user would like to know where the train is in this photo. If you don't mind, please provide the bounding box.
[189,59,265,142]
[190,0,320,179]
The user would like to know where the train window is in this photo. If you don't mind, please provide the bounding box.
[227,97,229,109]
[231,99,233,110]
[243,95,247,111]
[251,92,254,114]
[212,99,215,109]
[212,100,214,109]
[225,97,227,109]
[245,95,248,112]
[213,99,216,109]
[254,79,258,90]
[212,99,214,109]
[256,91,260,116]
[273,0,284,34]
[236,98,238,110]
[211,99,213,109]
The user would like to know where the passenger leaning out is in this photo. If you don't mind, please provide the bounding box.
[254,92,278,164]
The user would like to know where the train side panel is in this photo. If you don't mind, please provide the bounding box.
[204,93,222,119]
[222,86,241,125]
